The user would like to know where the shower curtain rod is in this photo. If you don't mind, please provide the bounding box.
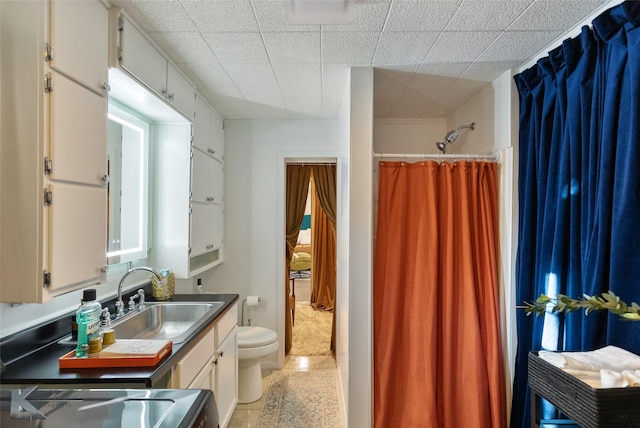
[373,151,500,162]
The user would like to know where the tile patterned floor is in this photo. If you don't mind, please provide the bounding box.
[228,355,342,428]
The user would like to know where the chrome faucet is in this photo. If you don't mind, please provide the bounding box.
[116,266,163,318]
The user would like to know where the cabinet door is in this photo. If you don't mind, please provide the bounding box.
[172,326,216,388]
[189,358,215,391]
[48,183,106,293]
[216,329,237,428]
[210,109,224,162]
[191,149,214,204]
[190,203,217,257]
[192,93,211,154]
[49,0,109,95]
[50,72,107,187]
[212,159,224,205]
[118,15,167,98]
[166,63,194,119]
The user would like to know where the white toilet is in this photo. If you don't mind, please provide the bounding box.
[237,326,279,403]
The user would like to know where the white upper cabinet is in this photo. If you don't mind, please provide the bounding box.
[49,72,108,187]
[111,9,194,119]
[49,0,109,95]
[0,0,108,303]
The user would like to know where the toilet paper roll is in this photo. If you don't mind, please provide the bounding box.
[247,296,261,307]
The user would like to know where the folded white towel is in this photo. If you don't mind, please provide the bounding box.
[539,345,640,372]
[600,369,640,388]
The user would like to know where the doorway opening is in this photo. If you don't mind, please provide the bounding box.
[284,161,337,362]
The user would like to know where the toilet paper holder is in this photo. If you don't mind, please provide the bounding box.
[241,296,262,326]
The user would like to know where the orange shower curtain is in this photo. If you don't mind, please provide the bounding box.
[373,161,505,428]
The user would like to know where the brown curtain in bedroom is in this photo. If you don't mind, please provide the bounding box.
[285,165,311,354]
[373,161,505,427]
[309,164,337,351]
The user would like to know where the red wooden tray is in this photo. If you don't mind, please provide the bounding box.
[59,339,172,369]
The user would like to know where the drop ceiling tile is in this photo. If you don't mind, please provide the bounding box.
[424,31,500,63]
[477,30,562,62]
[203,32,270,64]
[323,1,390,32]
[112,0,196,32]
[223,64,286,108]
[461,61,520,82]
[184,62,242,97]
[147,31,215,64]
[181,0,259,32]
[384,0,462,32]
[208,95,255,119]
[262,32,321,64]
[322,32,379,64]
[272,64,322,93]
[253,1,320,32]
[446,1,533,31]
[509,0,611,31]
[373,32,439,64]
[374,83,405,105]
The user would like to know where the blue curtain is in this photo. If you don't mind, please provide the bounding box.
[511,2,640,427]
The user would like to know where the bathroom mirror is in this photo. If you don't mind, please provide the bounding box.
[106,103,149,265]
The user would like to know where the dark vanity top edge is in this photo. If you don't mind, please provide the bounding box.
[0,293,239,387]
[0,285,155,365]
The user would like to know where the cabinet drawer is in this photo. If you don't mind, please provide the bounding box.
[216,303,237,346]
[172,326,215,388]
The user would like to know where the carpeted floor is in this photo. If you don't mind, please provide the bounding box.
[290,300,333,356]
[257,369,342,428]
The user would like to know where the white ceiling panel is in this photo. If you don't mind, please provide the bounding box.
[204,32,270,64]
[446,1,534,31]
[263,32,322,64]
[148,31,214,64]
[384,0,462,32]
[323,1,390,32]
[181,0,260,32]
[108,0,620,119]
[253,1,320,32]
[477,30,563,62]
[373,32,439,64]
[323,32,380,64]
[509,0,611,31]
[423,31,500,63]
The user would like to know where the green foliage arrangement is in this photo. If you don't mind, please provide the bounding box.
[521,290,640,320]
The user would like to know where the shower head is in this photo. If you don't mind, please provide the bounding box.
[435,122,475,153]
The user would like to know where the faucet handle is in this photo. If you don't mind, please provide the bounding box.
[115,300,125,318]
[137,289,145,307]
[100,307,112,328]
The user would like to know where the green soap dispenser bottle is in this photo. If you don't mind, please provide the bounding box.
[75,289,102,358]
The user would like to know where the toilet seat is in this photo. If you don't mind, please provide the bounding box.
[237,326,278,348]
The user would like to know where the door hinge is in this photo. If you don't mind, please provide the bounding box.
[44,188,53,206]
[44,157,53,175]
[188,246,192,255]
[43,270,51,288]
[118,16,124,32]
[44,74,53,93]
[44,43,53,62]
[190,149,194,159]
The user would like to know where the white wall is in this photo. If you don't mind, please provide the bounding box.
[202,119,339,369]
[336,70,351,426]
[373,118,446,155]
[347,67,374,428]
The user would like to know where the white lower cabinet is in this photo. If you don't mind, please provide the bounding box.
[170,303,238,428]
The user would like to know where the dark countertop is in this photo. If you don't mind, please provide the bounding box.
[0,292,239,388]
